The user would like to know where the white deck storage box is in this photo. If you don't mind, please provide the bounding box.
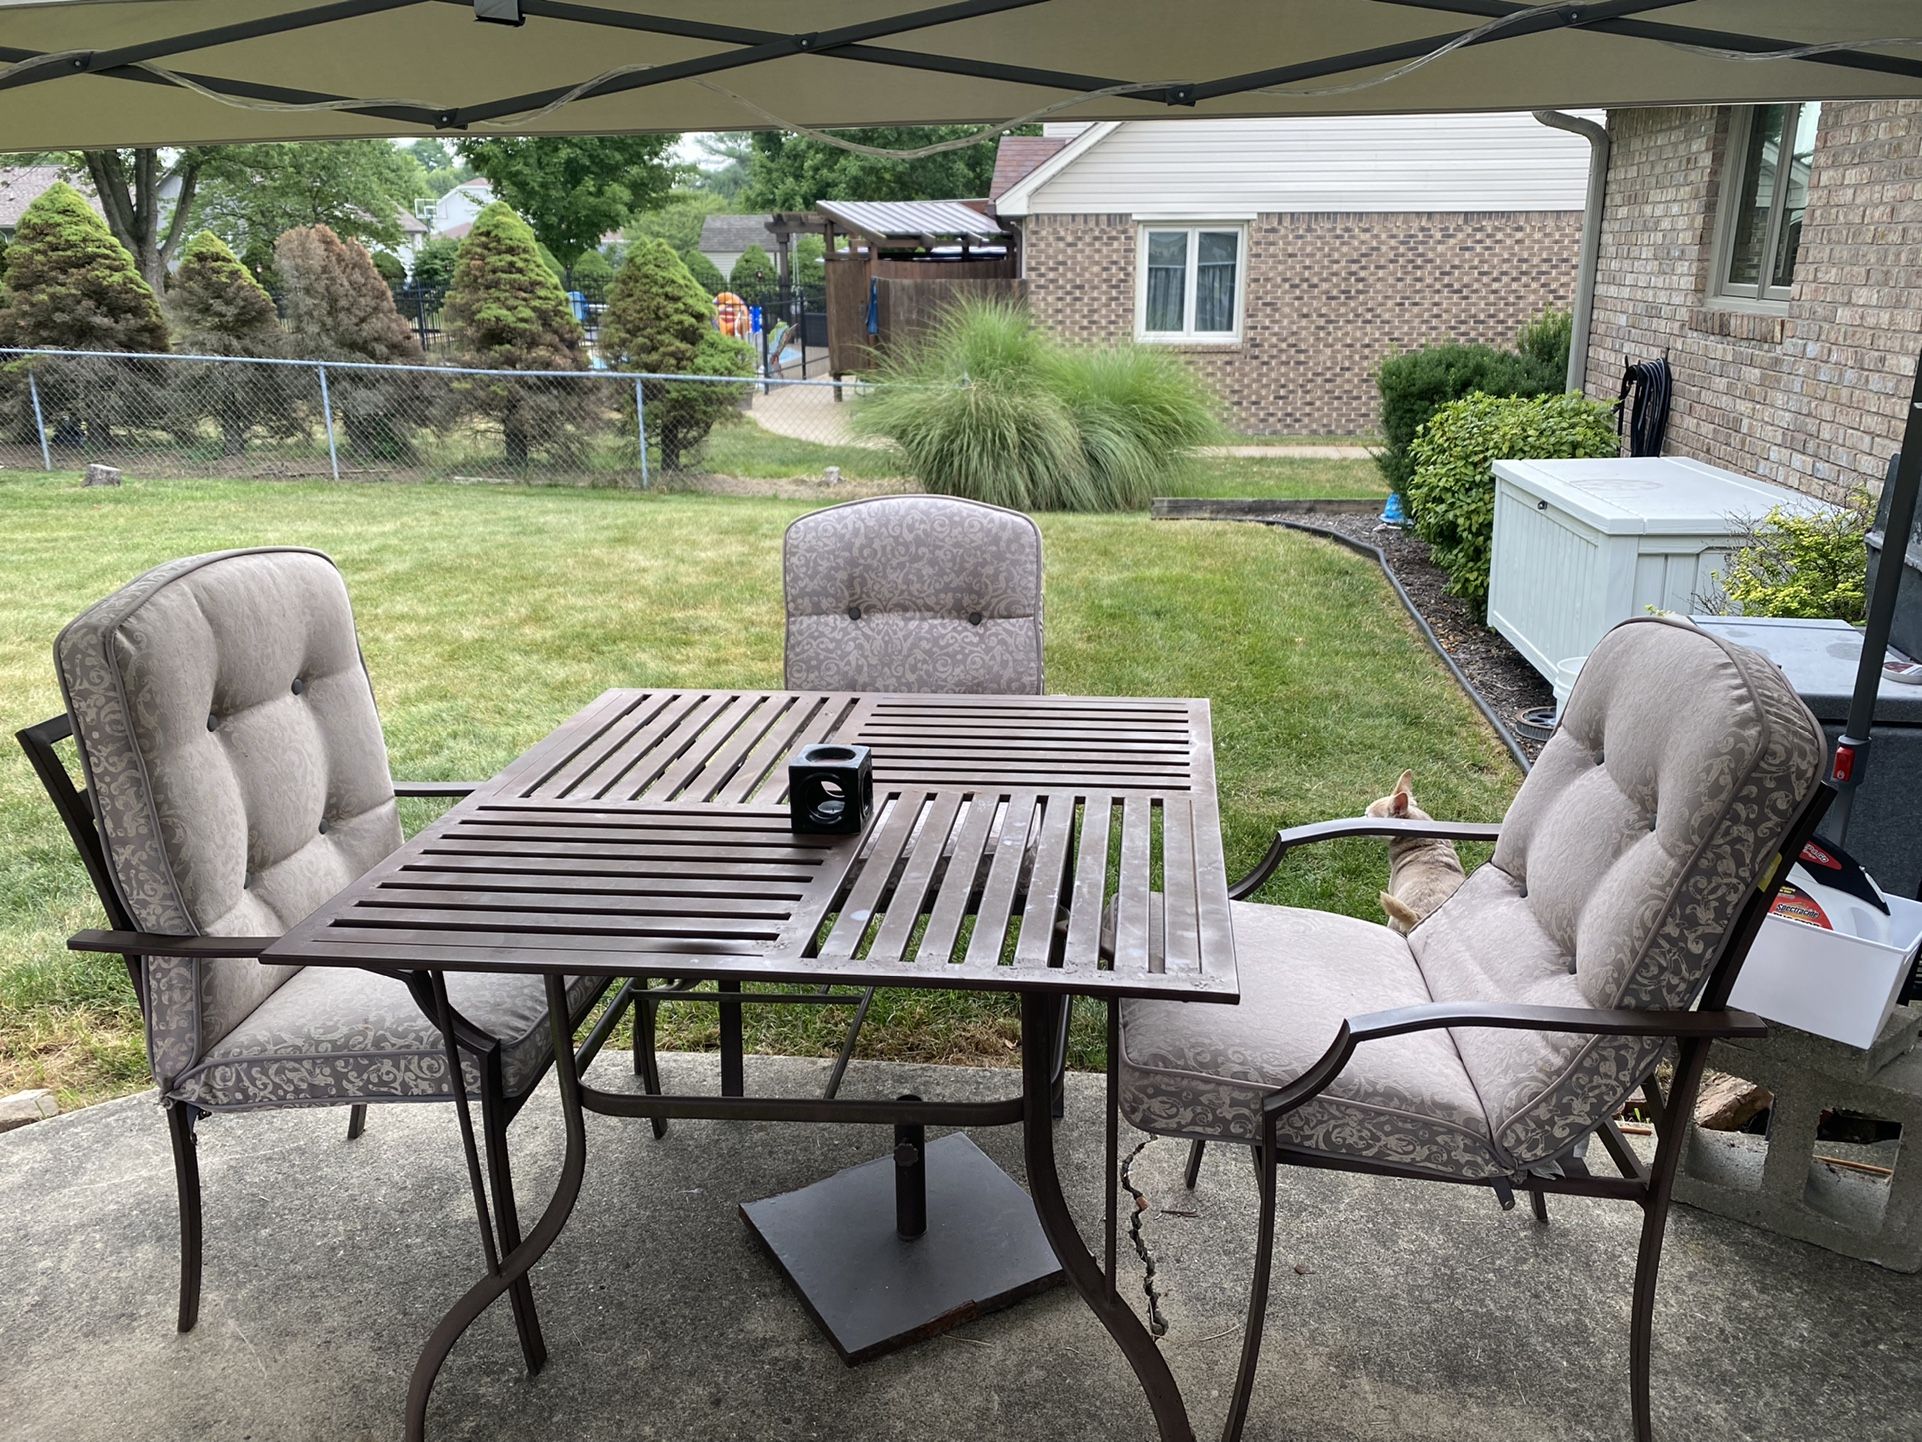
[1487,457,1825,681]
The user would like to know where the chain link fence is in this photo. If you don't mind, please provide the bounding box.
[0,347,903,489]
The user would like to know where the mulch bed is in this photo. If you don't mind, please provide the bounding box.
[1287,509,1554,764]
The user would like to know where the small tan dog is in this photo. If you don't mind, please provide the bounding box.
[1367,770,1467,934]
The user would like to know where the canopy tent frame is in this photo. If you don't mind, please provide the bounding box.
[3,0,1922,141]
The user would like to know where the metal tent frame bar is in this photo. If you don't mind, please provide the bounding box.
[2,0,1920,134]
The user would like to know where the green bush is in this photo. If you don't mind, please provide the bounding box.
[1375,342,1559,493]
[728,243,778,299]
[681,249,726,296]
[1712,489,1872,623]
[1515,306,1572,382]
[569,248,614,290]
[854,299,1219,512]
[1406,391,1618,612]
[411,236,460,291]
[370,249,407,288]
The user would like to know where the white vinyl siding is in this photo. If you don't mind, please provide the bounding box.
[1136,225,1244,342]
[1003,113,1595,216]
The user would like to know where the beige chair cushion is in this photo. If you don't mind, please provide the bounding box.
[783,494,1044,695]
[56,548,402,1092]
[1118,901,1505,1178]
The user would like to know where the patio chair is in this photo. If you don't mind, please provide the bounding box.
[17,547,607,1371]
[629,494,1046,1115]
[1113,617,1830,1442]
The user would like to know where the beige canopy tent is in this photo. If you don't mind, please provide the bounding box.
[0,1,1919,150]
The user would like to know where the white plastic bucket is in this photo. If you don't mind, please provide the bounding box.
[1552,656,1587,721]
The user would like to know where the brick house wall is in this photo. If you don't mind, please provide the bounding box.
[1020,210,1582,436]
[1585,101,1922,503]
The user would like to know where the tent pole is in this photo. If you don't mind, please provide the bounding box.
[1830,350,1922,841]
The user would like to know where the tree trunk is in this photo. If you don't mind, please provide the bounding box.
[82,148,201,293]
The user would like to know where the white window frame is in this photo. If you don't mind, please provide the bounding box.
[1710,102,1820,308]
[1134,223,1247,343]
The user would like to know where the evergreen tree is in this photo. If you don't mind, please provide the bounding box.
[0,181,169,447]
[167,231,291,456]
[681,249,726,297]
[728,244,778,301]
[601,238,752,470]
[275,223,424,460]
[444,202,589,467]
[411,237,460,291]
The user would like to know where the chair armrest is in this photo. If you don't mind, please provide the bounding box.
[1263,1001,1765,1119]
[1229,817,1504,899]
[393,780,482,798]
[69,929,278,958]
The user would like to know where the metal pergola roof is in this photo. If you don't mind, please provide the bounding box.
[0,2,1919,151]
[817,199,1009,244]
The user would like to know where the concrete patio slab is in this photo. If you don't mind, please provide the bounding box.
[2,1053,1916,1442]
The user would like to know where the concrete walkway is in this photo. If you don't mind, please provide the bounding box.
[3,1053,1916,1442]
[743,382,1373,460]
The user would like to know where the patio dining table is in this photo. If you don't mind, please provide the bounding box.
[264,687,1241,1442]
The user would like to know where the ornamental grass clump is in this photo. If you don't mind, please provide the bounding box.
[855,299,1218,512]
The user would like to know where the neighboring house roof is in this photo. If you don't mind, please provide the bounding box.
[0,163,99,229]
[698,213,775,253]
[441,221,473,241]
[989,136,1067,201]
[395,204,428,235]
[817,198,1009,242]
[994,113,1597,216]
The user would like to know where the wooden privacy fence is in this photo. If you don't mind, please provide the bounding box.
[823,257,1025,375]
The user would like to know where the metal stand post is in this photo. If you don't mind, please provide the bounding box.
[633,378,650,489]
[26,371,50,471]
[1831,349,1922,837]
[893,1094,927,1240]
[315,364,340,481]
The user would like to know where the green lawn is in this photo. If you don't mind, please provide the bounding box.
[1158,455,1387,502]
[0,473,1516,1106]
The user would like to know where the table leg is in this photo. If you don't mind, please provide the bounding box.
[405,975,590,1442]
[719,979,745,1096]
[1019,993,1195,1442]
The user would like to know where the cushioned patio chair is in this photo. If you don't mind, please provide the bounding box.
[17,547,606,1371]
[1115,617,1830,1442]
[629,494,1046,1114]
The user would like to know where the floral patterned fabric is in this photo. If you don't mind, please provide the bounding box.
[1118,901,1505,1176]
[1119,619,1826,1181]
[171,968,606,1109]
[783,495,1044,695]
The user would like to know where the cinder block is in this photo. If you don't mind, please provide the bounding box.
[1719,1005,1922,1081]
[1676,1036,1922,1272]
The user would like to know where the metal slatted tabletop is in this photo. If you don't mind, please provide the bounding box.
[272,691,1239,1001]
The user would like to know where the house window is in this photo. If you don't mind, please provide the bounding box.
[1713,102,1821,305]
[1137,226,1243,341]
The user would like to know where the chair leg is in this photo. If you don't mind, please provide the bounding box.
[166,1103,204,1334]
[345,1103,368,1142]
[1050,996,1073,1121]
[822,986,875,1100]
[632,981,668,1139]
[1222,1129,1280,1442]
[480,1088,548,1376]
[1527,1183,1549,1225]
[1184,1139,1207,1190]
[1629,1190,1671,1442]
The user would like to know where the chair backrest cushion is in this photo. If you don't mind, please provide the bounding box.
[55,548,401,1090]
[1410,617,1826,1172]
[783,494,1044,694]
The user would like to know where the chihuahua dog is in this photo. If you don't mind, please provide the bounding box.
[1366,770,1467,934]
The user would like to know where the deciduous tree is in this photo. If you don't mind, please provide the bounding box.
[456,136,680,268]
[743,128,1004,210]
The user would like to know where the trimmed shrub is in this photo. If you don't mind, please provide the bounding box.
[601,238,753,469]
[370,249,407,289]
[681,248,726,297]
[411,236,460,291]
[167,231,300,455]
[444,201,592,467]
[1375,342,1559,494]
[728,243,778,300]
[1515,306,1573,382]
[1406,391,1618,612]
[0,181,169,446]
[570,248,614,292]
[1710,489,1872,623]
[855,299,1219,512]
[276,224,426,460]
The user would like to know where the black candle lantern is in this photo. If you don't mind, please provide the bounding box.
[788,743,873,834]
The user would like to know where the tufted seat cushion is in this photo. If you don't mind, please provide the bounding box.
[173,968,606,1109]
[1118,901,1503,1176]
[783,495,1044,694]
[1118,618,1827,1181]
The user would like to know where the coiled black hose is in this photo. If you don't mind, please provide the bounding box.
[1617,357,1672,458]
